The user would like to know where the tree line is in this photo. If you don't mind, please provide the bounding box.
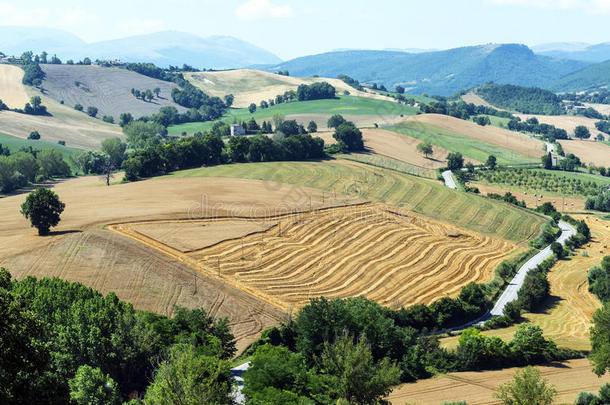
[0,146,70,193]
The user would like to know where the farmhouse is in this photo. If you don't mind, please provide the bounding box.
[230,124,246,136]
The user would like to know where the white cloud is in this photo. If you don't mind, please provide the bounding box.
[488,0,610,13]
[235,0,294,21]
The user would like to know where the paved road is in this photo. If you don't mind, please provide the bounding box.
[488,220,575,317]
[231,361,251,404]
[442,170,458,190]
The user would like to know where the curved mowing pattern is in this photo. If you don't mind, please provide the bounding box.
[166,160,546,245]
[109,204,516,312]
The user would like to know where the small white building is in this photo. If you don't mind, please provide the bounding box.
[230,124,246,136]
[551,154,559,167]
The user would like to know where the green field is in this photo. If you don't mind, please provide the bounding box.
[0,132,78,158]
[385,121,539,165]
[366,89,436,104]
[338,152,437,179]
[164,160,546,244]
[168,95,419,135]
[474,167,610,197]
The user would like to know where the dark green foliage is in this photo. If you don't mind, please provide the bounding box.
[248,103,257,113]
[74,103,83,111]
[551,242,564,259]
[574,125,591,139]
[517,256,556,311]
[596,120,610,135]
[20,188,65,235]
[333,122,364,151]
[586,190,610,212]
[0,268,236,402]
[337,74,363,91]
[588,256,610,303]
[170,82,226,120]
[125,63,184,83]
[590,302,610,376]
[420,100,514,121]
[487,192,526,208]
[564,90,610,105]
[28,130,40,140]
[476,83,565,115]
[21,62,45,86]
[327,114,346,129]
[446,152,464,171]
[574,384,610,405]
[549,60,610,93]
[307,120,317,133]
[296,82,336,101]
[102,115,114,123]
[86,106,98,118]
[575,107,605,120]
[68,365,121,405]
[486,155,497,169]
[508,118,568,141]
[475,115,491,126]
[22,96,48,116]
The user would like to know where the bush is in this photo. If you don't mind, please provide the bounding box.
[74,104,83,111]
[86,106,98,118]
[102,115,114,123]
[28,131,41,140]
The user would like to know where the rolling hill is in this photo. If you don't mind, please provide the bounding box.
[534,42,610,63]
[548,59,610,92]
[259,44,587,96]
[0,27,282,69]
[40,64,187,119]
[184,69,396,108]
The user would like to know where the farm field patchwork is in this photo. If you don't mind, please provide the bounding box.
[558,139,610,168]
[109,203,517,312]
[168,95,418,134]
[386,114,543,165]
[167,160,547,244]
[442,215,609,351]
[516,113,600,139]
[472,182,587,211]
[387,358,610,405]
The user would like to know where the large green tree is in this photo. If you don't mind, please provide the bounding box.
[20,188,65,235]
[591,303,610,376]
[68,365,121,405]
[333,122,364,151]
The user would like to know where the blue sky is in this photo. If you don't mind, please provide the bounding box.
[0,0,609,59]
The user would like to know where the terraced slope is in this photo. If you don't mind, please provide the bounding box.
[110,204,516,311]
[167,160,547,245]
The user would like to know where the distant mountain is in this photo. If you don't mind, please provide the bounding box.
[260,44,587,96]
[548,60,610,92]
[534,42,610,63]
[0,27,282,69]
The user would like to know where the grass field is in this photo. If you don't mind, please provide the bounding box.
[441,215,609,352]
[110,203,516,312]
[387,358,610,405]
[386,120,541,165]
[0,132,78,158]
[338,152,438,179]
[166,160,547,244]
[168,95,419,135]
[184,69,400,108]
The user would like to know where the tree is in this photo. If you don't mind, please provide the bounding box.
[307,121,318,133]
[447,152,464,171]
[74,104,83,112]
[153,87,161,98]
[224,94,234,107]
[327,114,346,129]
[486,155,497,170]
[20,188,65,235]
[574,125,591,139]
[87,106,98,118]
[542,152,553,170]
[82,57,91,65]
[68,365,121,405]
[333,122,364,151]
[248,103,257,114]
[144,344,234,405]
[123,121,167,149]
[101,138,126,168]
[145,89,154,102]
[550,242,564,259]
[119,112,133,127]
[416,142,433,158]
[395,85,405,94]
[494,366,557,405]
[28,131,41,140]
[320,335,401,404]
[590,303,610,376]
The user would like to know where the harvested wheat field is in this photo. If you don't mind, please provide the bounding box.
[404,114,545,159]
[461,92,503,110]
[442,215,609,351]
[0,64,30,108]
[584,102,610,117]
[185,69,394,108]
[0,92,122,150]
[109,203,517,312]
[516,113,600,139]
[387,358,610,405]
[558,139,610,167]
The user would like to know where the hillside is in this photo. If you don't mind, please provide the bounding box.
[534,42,610,63]
[184,69,395,108]
[260,44,587,95]
[0,64,31,108]
[0,27,281,69]
[40,64,187,119]
[548,59,610,92]
[474,83,566,115]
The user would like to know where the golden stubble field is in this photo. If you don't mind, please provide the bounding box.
[108,203,517,312]
[387,358,610,405]
[0,64,30,108]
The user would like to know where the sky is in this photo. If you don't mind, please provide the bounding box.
[0,0,609,59]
